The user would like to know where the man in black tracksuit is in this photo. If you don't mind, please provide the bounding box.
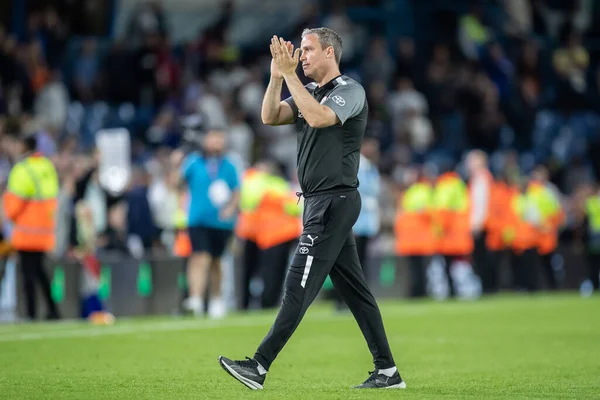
[218,28,405,390]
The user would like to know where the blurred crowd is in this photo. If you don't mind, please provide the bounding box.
[1,0,600,308]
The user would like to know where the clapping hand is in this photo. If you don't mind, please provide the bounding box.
[270,36,301,78]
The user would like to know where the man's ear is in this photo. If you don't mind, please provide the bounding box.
[327,46,334,59]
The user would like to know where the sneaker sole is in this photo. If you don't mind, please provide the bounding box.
[353,381,407,389]
[218,356,264,390]
[386,381,407,389]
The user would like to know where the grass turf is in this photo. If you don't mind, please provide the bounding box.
[0,294,598,399]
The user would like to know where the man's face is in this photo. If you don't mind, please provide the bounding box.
[466,154,479,175]
[203,130,226,154]
[300,34,331,79]
[532,168,547,182]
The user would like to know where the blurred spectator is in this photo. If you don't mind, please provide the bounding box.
[589,67,600,113]
[227,109,254,171]
[289,2,321,40]
[504,0,532,38]
[388,77,428,118]
[457,69,503,152]
[102,39,138,105]
[422,43,457,118]
[516,40,541,84]
[146,107,180,148]
[504,76,541,151]
[237,65,265,122]
[34,70,68,135]
[388,78,432,156]
[137,33,162,107]
[197,85,228,130]
[203,0,234,45]
[394,37,418,86]
[0,118,20,181]
[539,0,590,39]
[500,150,523,185]
[68,154,108,244]
[155,37,182,105]
[353,137,382,260]
[1,38,35,113]
[181,77,203,115]
[209,61,249,96]
[126,165,159,251]
[367,80,390,124]
[27,40,50,95]
[481,42,514,102]
[260,123,296,180]
[362,37,394,89]
[148,157,179,240]
[458,3,492,60]
[73,39,100,103]
[365,79,392,148]
[552,27,589,113]
[30,123,57,158]
[559,155,596,195]
[322,1,359,67]
[99,201,129,254]
[126,1,168,47]
[40,8,68,70]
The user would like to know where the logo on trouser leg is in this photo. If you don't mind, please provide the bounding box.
[296,233,321,259]
[300,235,318,247]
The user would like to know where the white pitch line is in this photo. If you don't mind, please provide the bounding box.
[0,315,280,343]
[0,305,432,343]
[0,310,367,343]
[1,297,569,343]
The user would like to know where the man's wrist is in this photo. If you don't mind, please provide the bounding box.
[282,71,297,81]
[271,76,284,82]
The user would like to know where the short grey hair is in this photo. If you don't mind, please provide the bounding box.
[302,27,343,65]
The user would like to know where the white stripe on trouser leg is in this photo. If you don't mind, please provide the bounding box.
[300,255,314,288]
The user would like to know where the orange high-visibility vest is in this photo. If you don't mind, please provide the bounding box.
[255,190,302,250]
[394,181,436,256]
[537,209,565,255]
[508,189,538,254]
[486,180,511,252]
[235,168,263,242]
[433,172,473,256]
[528,181,564,255]
[3,153,58,252]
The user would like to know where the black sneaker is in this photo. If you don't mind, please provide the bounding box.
[352,369,407,389]
[218,356,266,390]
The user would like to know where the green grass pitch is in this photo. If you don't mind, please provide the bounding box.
[0,294,598,399]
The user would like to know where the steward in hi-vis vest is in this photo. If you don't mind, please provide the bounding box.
[3,133,60,320]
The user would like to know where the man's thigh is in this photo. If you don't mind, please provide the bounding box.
[290,191,361,292]
[206,228,232,258]
[188,226,210,254]
[330,234,371,292]
[297,191,361,261]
